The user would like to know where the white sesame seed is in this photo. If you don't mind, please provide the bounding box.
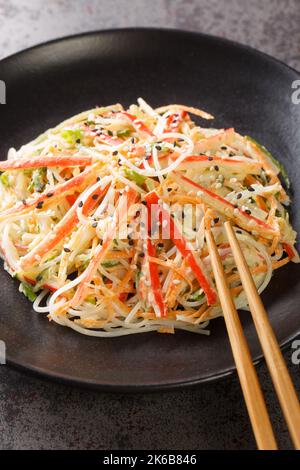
[144,280,151,287]
[172,279,181,285]
[215,183,222,189]
[230,177,237,183]
[197,190,203,197]
[162,219,168,228]
[233,208,239,216]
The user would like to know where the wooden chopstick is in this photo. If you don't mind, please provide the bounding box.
[224,221,300,449]
[205,228,277,450]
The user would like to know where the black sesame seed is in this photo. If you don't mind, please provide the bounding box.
[139,252,145,258]
[233,204,238,208]
[156,145,162,151]
[22,199,27,205]
[208,156,213,161]
[92,222,98,228]
[236,230,242,234]
[229,152,235,157]
[221,146,227,150]
[131,138,135,144]
[92,194,99,200]
[78,201,83,208]
[213,217,219,224]
[236,193,242,199]
[36,274,43,282]
[96,177,101,182]
[248,186,255,192]
[76,138,81,144]
[157,243,164,248]
[128,239,134,246]
[46,192,54,198]
[36,201,44,209]
[112,150,118,156]
[167,188,172,192]
[141,201,147,206]
[63,247,71,253]
[107,130,113,136]
[214,165,219,171]
[245,209,252,215]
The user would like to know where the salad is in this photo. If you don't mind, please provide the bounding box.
[0,98,298,337]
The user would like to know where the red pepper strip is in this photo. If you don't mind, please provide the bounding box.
[20,184,110,270]
[0,165,98,221]
[164,110,187,133]
[146,238,167,317]
[145,191,217,306]
[174,173,277,239]
[70,188,138,307]
[118,112,153,136]
[0,155,92,172]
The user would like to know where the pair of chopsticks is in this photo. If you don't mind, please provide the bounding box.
[206,221,300,450]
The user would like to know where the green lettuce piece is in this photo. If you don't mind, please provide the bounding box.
[21,282,37,302]
[101,260,120,268]
[0,172,9,187]
[124,168,146,187]
[61,129,83,146]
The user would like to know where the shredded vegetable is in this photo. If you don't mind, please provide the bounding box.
[0,99,298,337]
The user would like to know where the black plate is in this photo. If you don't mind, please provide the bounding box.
[0,28,299,391]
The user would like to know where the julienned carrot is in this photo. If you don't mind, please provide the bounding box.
[0,155,92,171]
[0,164,99,221]
[174,173,278,239]
[20,184,110,270]
[145,191,217,306]
[70,187,137,307]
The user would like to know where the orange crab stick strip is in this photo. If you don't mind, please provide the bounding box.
[70,187,138,307]
[19,184,110,271]
[170,154,262,175]
[0,155,92,171]
[145,191,217,306]
[173,173,278,239]
[0,164,98,221]
[118,112,153,136]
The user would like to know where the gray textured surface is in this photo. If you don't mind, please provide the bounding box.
[0,0,299,450]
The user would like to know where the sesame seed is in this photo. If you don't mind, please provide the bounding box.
[245,209,252,215]
[214,165,219,171]
[213,218,219,224]
[63,247,71,253]
[172,279,181,285]
[112,150,118,156]
[107,130,113,136]
[92,222,98,228]
[236,193,242,199]
[248,186,255,192]
[96,177,101,182]
[128,239,134,246]
[208,156,213,161]
[78,201,83,207]
[215,183,222,189]
[92,194,99,200]
[46,192,54,198]
[36,201,44,209]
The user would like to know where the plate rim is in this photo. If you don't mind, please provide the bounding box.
[1,27,300,391]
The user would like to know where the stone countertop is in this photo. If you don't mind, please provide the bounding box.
[0,0,299,450]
